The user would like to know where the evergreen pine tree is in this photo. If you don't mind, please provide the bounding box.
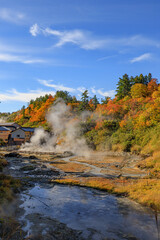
[116,74,131,100]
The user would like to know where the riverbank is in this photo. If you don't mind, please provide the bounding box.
[52,151,160,212]
[1,149,159,212]
[0,150,159,239]
[1,149,160,212]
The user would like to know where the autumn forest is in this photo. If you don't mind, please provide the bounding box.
[6,73,160,157]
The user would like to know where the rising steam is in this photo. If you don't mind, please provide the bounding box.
[20,100,90,157]
[0,117,7,124]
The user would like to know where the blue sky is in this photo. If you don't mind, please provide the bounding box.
[0,0,160,112]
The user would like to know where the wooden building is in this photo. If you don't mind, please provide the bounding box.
[21,127,35,142]
[0,126,11,143]
[0,122,35,145]
[10,128,25,145]
[10,127,35,144]
[0,122,20,131]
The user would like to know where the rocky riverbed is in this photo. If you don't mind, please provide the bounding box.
[0,150,159,240]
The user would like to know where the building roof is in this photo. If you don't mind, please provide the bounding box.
[11,128,25,133]
[21,127,35,132]
[0,122,19,127]
[11,127,35,134]
[0,126,10,131]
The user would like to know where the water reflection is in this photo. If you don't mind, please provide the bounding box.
[20,184,160,240]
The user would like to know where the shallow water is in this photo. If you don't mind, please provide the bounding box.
[20,184,159,240]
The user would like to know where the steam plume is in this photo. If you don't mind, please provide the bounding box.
[0,117,7,123]
[20,100,90,157]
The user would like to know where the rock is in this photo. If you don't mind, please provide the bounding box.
[115,164,120,168]
[63,151,73,157]
[41,165,47,168]
[30,160,38,164]
[5,152,21,158]
[56,151,73,158]
[20,165,36,171]
[117,174,122,178]
[26,214,84,240]
[28,155,38,159]
[31,168,60,177]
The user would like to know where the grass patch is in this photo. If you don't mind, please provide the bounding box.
[53,177,121,194]
[50,161,92,173]
[115,179,160,211]
[0,174,21,202]
[0,217,24,240]
[0,158,8,172]
[0,154,21,203]
[138,151,160,178]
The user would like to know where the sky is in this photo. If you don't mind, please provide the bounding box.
[0,0,160,112]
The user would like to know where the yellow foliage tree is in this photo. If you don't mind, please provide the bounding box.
[131,83,148,98]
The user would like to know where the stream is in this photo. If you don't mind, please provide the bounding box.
[2,152,160,240]
[19,183,159,240]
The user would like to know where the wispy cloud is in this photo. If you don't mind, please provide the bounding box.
[77,87,87,93]
[130,53,152,63]
[0,40,43,55]
[0,89,55,102]
[0,84,116,103]
[91,87,116,98]
[0,53,45,64]
[97,55,117,61]
[0,42,21,53]
[30,24,160,50]
[38,79,76,92]
[0,8,25,24]
[38,79,116,98]
[30,24,108,50]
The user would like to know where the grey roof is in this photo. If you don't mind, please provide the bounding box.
[0,126,10,131]
[21,127,35,132]
[0,122,18,126]
[11,128,25,133]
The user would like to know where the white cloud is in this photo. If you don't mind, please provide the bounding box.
[0,84,116,103]
[0,53,45,64]
[30,24,160,50]
[0,8,25,24]
[30,23,40,37]
[130,53,152,63]
[97,55,117,61]
[91,87,115,98]
[125,36,160,48]
[38,79,116,98]
[45,28,62,37]
[0,42,18,53]
[38,79,76,92]
[0,89,55,102]
[97,89,115,98]
[30,24,107,50]
[52,29,106,50]
[77,87,87,93]
[0,40,41,55]
[90,87,97,94]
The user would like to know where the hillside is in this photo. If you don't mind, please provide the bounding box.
[6,73,160,156]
